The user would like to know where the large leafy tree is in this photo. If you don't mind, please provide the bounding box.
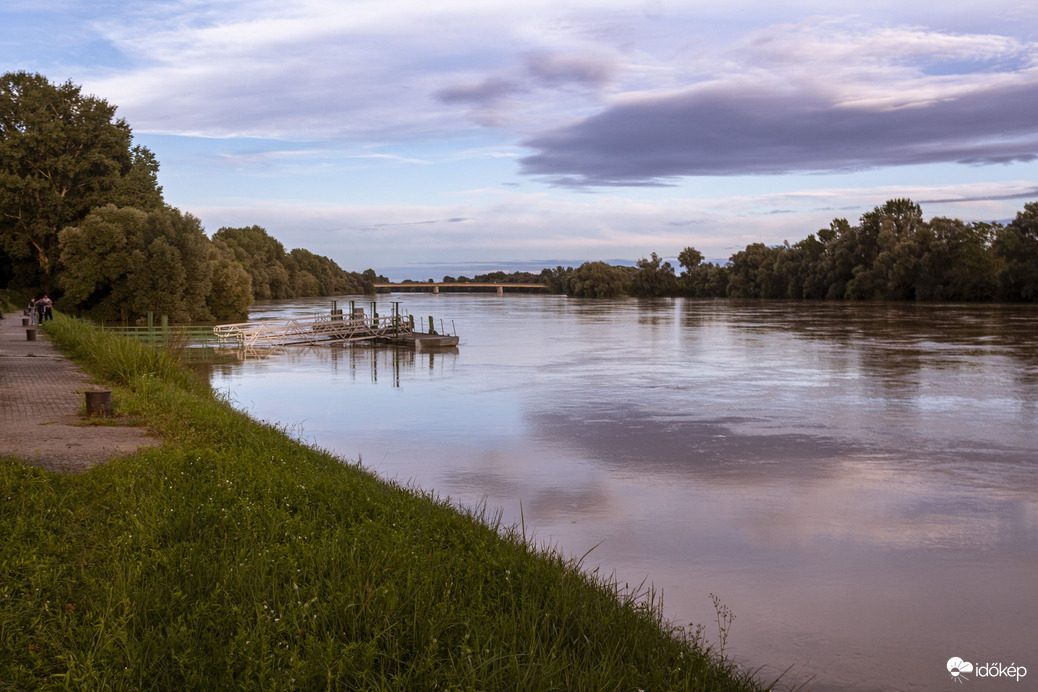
[58,204,219,322]
[0,71,158,290]
[211,225,293,300]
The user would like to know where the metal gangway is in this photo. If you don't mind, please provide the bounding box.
[213,312,412,348]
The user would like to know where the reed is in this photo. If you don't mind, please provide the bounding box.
[1,315,770,690]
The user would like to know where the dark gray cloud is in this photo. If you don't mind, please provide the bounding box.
[519,78,1038,186]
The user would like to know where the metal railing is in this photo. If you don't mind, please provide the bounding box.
[212,313,412,347]
[99,324,228,347]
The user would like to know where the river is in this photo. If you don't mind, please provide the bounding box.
[200,294,1038,691]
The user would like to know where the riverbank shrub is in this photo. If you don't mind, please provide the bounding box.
[0,315,768,690]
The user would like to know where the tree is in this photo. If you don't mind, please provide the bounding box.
[915,218,996,301]
[540,266,573,294]
[57,205,146,319]
[845,199,925,300]
[566,261,629,298]
[212,225,292,300]
[206,239,252,321]
[629,252,677,297]
[993,203,1038,301]
[0,71,159,290]
[727,243,785,298]
[109,145,164,211]
[58,204,216,322]
[677,247,704,275]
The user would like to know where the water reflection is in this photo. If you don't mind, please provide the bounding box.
[206,296,1038,692]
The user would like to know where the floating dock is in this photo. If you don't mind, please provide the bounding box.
[212,303,457,350]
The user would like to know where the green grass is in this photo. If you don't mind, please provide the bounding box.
[1,314,772,690]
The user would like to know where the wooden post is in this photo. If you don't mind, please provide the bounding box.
[85,390,112,417]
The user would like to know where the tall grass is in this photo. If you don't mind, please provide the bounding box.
[0,315,771,690]
[42,314,207,396]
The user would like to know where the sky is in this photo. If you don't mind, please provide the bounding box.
[3,1,1038,280]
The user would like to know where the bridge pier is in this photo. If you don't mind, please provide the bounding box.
[433,285,439,294]
[497,286,503,295]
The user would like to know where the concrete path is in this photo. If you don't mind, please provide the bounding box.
[0,309,160,472]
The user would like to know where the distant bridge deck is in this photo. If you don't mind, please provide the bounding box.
[375,282,548,294]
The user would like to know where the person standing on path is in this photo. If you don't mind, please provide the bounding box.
[35,297,46,325]
[42,295,53,321]
[28,298,36,325]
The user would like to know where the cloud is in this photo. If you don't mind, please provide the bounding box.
[519,74,1038,185]
[353,217,476,232]
[434,77,524,105]
[515,19,1038,185]
[524,51,617,87]
[916,185,1038,204]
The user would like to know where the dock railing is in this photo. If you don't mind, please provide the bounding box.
[213,312,412,347]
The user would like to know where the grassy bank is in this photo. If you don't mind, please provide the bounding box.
[1,314,769,690]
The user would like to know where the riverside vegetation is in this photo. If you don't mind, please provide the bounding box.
[0,314,772,691]
[1,71,387,324]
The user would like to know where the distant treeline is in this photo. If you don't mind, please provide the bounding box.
[0,72,384,323]
[390,271,548,293]
[526,198,1038,301]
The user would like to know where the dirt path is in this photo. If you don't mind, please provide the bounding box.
[0,309,161,472]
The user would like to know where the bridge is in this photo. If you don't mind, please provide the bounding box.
[374,282,549,294]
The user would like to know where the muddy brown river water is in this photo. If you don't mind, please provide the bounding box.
[202,295,1037,691]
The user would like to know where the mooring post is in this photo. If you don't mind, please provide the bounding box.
[428,316,436,335]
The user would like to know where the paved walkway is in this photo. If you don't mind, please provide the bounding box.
[0,309,160,472]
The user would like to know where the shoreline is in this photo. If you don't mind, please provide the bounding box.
[0,313,771,690]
